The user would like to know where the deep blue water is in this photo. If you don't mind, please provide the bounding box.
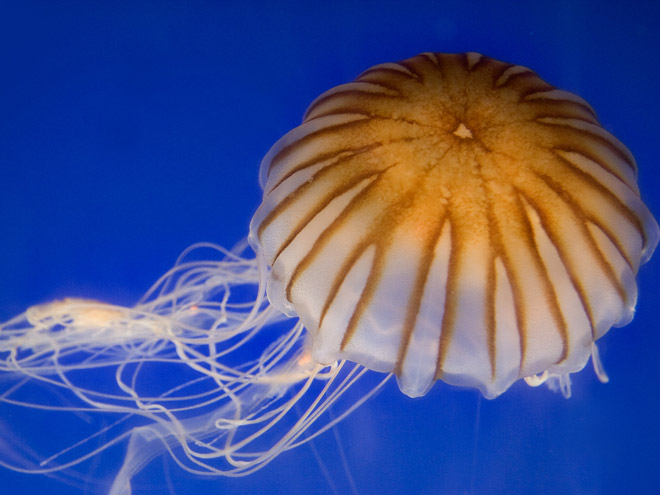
[1,1,659,494]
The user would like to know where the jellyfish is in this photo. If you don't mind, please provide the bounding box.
[0,52,657,494]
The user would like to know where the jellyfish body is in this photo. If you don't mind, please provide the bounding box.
[249,52,659,399]
[0,52,658,493]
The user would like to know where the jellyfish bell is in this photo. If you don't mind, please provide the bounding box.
[0,52,658,493]
[249,51,659,399]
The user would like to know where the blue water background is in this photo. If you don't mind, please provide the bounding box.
[0,2,659,494]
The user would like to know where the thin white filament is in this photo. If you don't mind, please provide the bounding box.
[0,242,389,494]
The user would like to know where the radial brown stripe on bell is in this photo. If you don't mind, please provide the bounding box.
[515,181,605,340]
[433,214,477,382]
[547,149,644,270]
[495,64,553,97]
[269,174,382,268]
[256,150,388,261]
[303,82,402,121]
[534,117,637,175]
[267,142,383,194]
[264,115,374,183]
[339,175,446,351]
[524,101,599,126]
[393,214,448,376]
[485,249,498,379]
[483,187,520,379]
[510,195,570,370]
[283,175,386,306]
[523,88,598,118]
[266,114,439,190]
[551,146,638,198]
[500,187,570,371]
[339,243,387,352]
[534,172,630,311]
[355,65,421,94]
[318,235,376,333]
